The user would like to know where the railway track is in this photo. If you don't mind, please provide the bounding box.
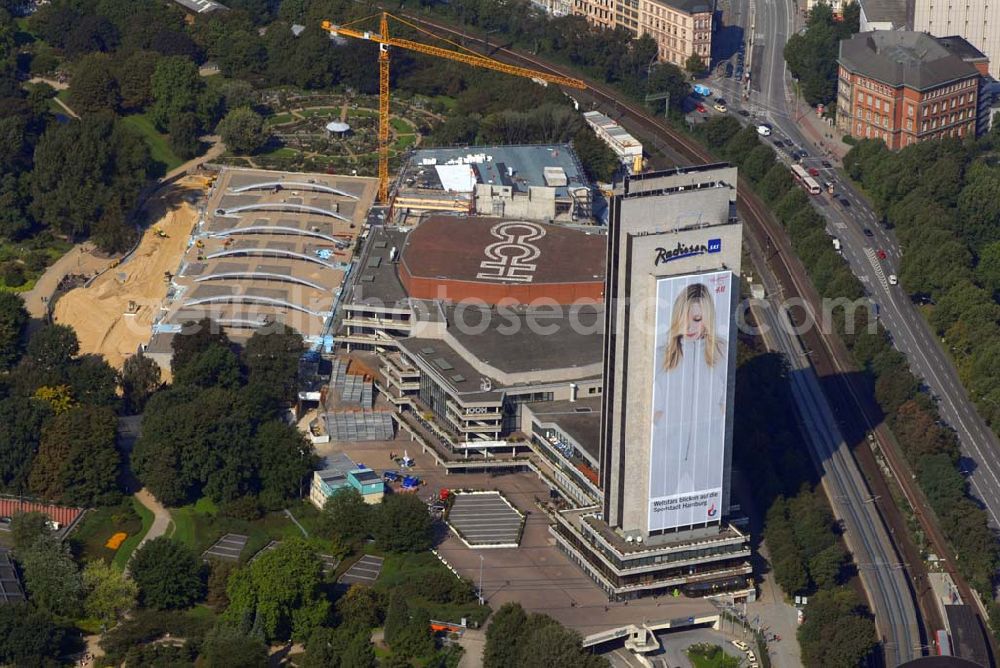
[390,11,997,660]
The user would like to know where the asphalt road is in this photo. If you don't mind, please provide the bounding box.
[722,0,1000,531]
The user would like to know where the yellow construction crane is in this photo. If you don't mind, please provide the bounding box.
[321,12,586,202]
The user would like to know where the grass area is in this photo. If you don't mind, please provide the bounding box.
[373,551,490,626]
[390,117,414,134]
[69,499,147,565]
[394,134,418,151]
[168,498,333,561]
[266,112,294,126]
[112,498,154,571]
[686,644,740,668]
[258,146,300,160]
[299,107,342,118]
[120,113,184,176]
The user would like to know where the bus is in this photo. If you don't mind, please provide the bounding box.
[791,164,822,195]
[802,176,822,195]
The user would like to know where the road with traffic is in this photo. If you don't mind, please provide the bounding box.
[709,0,1000,532]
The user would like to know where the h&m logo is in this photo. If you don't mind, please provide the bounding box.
[654,238,722,265]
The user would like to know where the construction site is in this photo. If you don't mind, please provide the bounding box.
[51,177,204,370]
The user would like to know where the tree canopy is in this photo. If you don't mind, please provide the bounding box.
[130,537,205,610]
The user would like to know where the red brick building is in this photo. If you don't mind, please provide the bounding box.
[836,32,987,150]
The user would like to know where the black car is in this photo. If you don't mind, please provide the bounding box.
[738,109,750,117]
[863,228,874,237]
[773,140,784,148]
[715,97,726,105]
[838,198,851,207]
[821,160,833,169]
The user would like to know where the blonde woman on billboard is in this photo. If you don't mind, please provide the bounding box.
[650,279,728,524]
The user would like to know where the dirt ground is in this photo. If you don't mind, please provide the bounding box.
[52,181,203,369]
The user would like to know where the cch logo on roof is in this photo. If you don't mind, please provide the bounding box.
[654,238,722,266]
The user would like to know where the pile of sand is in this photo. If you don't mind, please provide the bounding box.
[53,193,199,369]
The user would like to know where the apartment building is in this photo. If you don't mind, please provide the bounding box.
[572,0,715,66]
[914,0,1000,77]
[836,32,984,149]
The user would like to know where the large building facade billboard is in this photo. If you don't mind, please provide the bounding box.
[647,270,734,533]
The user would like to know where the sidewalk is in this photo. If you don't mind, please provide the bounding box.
[789,98,852,162]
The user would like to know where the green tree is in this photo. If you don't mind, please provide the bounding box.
[67,354,120,407]
[168,111,201,160]
[685,53,706,77]
[82,559,138,627]
[173,343,242,389]
[24,323,78,375]
[0,603,66,666]
[30,114,149,248]
[741,143,776,183]
[336,584,382,631]
[217,107,267,154]
[28,405,121,506]
[373,493,433,553]
[255,421,315,510]
[121,351,162,414]
[150,55,204,130]
[724,124,762,164]
[224,538,329,642]
[171,317,231,377]
[116,49,160,111]
[808,543,847,589]
[0,398,49,492]
[201,624,268,668]
[70,53,120,114]
[130,537,205,610]
[323,488,371,544]
[798,587,876,668]
[644,63,689,116]
[17,534,82,619]
[702,115,741,149]
[572,127,620,182]
[0,292,26,370]
[10,511,50,551]
[484,602,528,668]
[243,325,303,404]
[758,163,793,203]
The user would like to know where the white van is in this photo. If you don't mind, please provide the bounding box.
[756,124,772,136]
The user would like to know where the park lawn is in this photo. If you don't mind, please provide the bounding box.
[168,497,327,561]
[394,134,418,151]
[120,114,184,175]
[373,551,490,626]
[266,112,294,126]
[258,146,300,160]
[390,117,413,134]
[111,498,154,571]
[299,107,341,119]
[70,498,148,565]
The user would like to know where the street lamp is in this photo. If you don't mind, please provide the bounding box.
[478,554,485,605]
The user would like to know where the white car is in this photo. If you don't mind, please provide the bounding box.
[747,650,758,663]
[730,639,750,651]
[756,124,771,136]
[888,274,898,285]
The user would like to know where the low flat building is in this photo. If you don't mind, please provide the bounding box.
[309,452,357,509]
[583,111,643,174]
[836,31,985,149]
[395,145,592,224]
